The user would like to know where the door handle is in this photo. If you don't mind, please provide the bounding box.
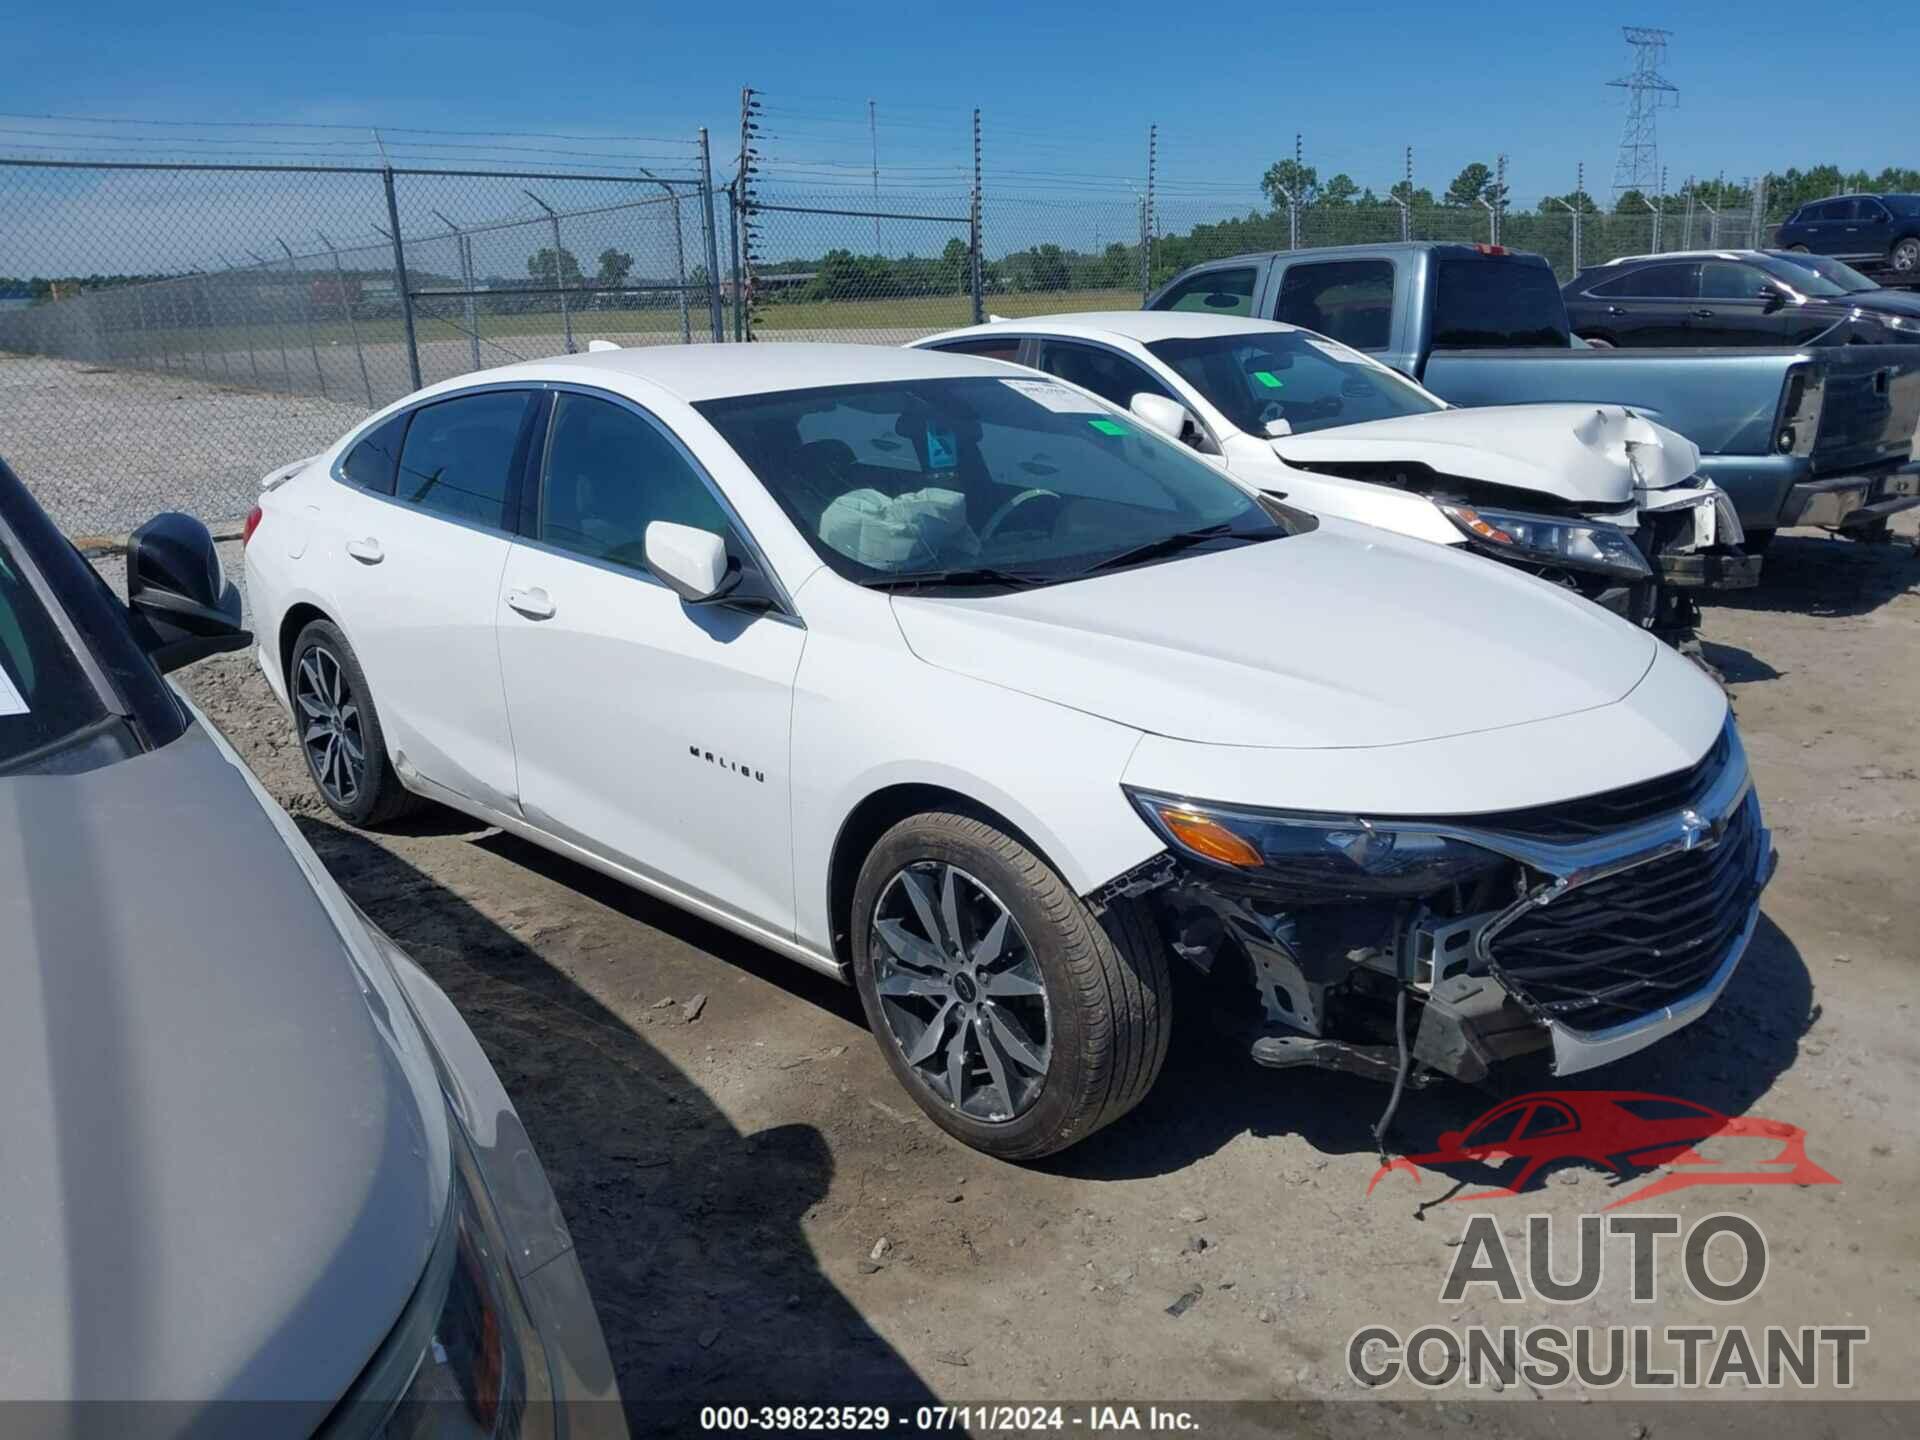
[1691,308,1715,318]
[345,537,384,564]
[506,586,556,620]
[1606,305,1627,315]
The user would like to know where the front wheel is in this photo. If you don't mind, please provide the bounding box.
[1890,237,1920,275]
[1578,333,1616,350]
[850,812,1171,1160]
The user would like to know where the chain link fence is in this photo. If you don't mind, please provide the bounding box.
[0,151,1807,536]
[0,157,719,535]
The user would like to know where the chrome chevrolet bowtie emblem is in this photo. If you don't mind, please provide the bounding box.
[1678,809,1710,851]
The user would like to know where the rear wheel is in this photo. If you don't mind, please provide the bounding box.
[850,811,1170,1160]
[290,619,420,827]
[1890,237,1920,275]
[1789,244,1811,254]
[1578,333,1616,350]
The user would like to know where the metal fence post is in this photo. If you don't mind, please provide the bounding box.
[279,237,327,397]
[699,128,725,341]
[221,261,264,388]
[249,250,294,393]
[727,181,744,343]
[319,233,375,407]
[522,189,573,354]
[432,209,482,373]
[1138,195,1150,302]
[970,107,984,325]
[382,168,424,391]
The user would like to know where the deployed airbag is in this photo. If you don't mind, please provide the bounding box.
[819,486,976,567]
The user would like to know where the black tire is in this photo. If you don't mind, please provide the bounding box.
[1744,528,1776,556]
[1890,236,1920,276]
[850,811,1171,1160]
[289,618,420,828]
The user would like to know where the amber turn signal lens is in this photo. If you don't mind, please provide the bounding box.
[1449,506,1513,546]
[1157,808,1264,868]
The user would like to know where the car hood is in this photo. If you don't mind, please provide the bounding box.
[0,720,448,1408]
[1270,403,1702,504]
[1843,289,1920,319]
[891,519,1658,749]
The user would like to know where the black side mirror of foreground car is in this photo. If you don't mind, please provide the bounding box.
[126,512,251,673]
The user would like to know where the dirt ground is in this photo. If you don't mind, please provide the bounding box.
[133,518,1920,1435]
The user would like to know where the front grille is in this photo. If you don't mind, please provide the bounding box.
[1486,791,1763,1025]
[1466,728,1732,842]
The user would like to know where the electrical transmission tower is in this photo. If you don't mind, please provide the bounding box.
[1608,26,1678,203]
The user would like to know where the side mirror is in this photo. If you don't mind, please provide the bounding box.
[1128,392,1194,442]
[126,512,249,673]
[645,521,733,603]
[1760,288,1788,312]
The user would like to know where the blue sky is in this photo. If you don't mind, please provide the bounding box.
[7,0,1911,206]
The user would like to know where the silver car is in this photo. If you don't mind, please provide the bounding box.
[0,456,624,1436]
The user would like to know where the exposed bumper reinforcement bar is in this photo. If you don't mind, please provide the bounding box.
[1546,839,1777,1076]
[1656,550,1763,589]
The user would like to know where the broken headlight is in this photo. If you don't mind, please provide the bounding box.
[1436,502,1652,581]
[1128,790,1505,902]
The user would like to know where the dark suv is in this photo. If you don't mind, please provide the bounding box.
[1563,250,1920,347]
[1775,194,1920,278]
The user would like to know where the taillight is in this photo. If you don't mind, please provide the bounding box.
[242,505,263,546]
[1473,244,1509,256]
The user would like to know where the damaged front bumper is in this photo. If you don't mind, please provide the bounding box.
[1135,722,1777,1088]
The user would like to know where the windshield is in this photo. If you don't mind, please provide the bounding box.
[1431,257,1571,349]
[1147,331,1443,437]
[1761,252,1876,295]
[0,530,112,774]
[695,376,1281,586]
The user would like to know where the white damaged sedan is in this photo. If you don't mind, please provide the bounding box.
[914,312,1758,643]
[245,343,1773,1159]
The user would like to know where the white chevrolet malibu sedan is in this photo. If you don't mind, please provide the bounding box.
[246,343,1773,1159]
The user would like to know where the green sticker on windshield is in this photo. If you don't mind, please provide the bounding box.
[1253,370,1284,388]
[1087,418,1130,436]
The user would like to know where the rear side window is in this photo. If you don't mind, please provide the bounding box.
[539,394,728,573]
[928,336,1025,364]
[395,391,534,528]
[1431,258,1570,348]
[1273,260,1394,350]
[1590,262,1698,299]
[1154,267,1257,315]
[338,411,409,495]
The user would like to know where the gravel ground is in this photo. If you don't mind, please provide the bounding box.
[96,515,1920,1436]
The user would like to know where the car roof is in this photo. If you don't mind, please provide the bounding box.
[422,341,1016,406]
[1598,249,1766,266]
[920,310,1303,346]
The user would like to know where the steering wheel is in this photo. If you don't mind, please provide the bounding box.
[980,488,1062,544]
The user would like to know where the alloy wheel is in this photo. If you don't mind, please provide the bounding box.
[296,644,367,808]
[1893,239,1920,273]
[869,862,1053,1123]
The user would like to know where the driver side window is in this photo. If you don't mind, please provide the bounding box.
[1033,341,1174,412]
[538,393,729,575]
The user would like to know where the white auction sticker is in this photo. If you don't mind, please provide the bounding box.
[0,658,26,718]
[1000,377,1104,414]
